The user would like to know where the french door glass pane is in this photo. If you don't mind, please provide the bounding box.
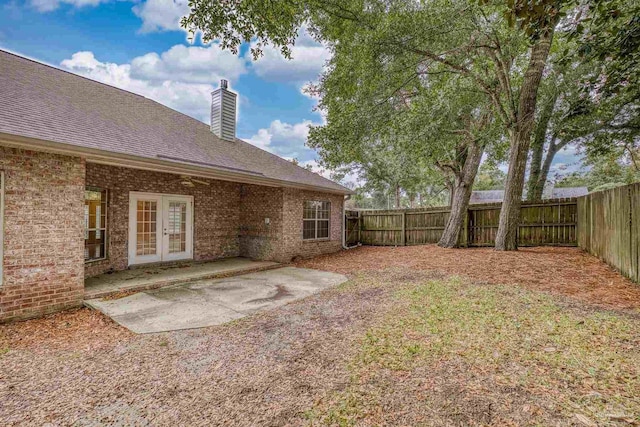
[136,200,157,256]
[168,201,187,253]
[85,188,107,261]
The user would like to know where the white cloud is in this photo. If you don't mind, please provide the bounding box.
[132,0,190,33]
[60,45,245,123]
[29,0,107,12]
[246,119,357,187]
[246,119,318,160]
[549,143,584,176]
[130,44,246,83]
[248,26,330,84]
[292,159,359,187]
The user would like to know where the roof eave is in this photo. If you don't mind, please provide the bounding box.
[0,132,354,195]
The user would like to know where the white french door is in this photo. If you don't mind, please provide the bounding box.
[128,192,193,265]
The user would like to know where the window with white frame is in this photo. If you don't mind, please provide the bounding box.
[85,187,107,261]
[303,200,330,240]
[0,171,4,286]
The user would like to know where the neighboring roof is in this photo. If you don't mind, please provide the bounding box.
[470,186,588,204]
[0,50,351,194]
[549,186,588,198]
[469,190,505,204]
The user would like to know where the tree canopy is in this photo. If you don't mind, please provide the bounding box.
[184,0,640,249]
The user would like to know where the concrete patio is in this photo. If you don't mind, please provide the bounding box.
[85,267,348,333]
[84,257,281,299]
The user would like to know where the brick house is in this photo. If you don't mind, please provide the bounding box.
[0,50,352,322]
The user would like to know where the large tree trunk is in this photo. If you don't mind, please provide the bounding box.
[527,93,558,200]
[394,184,401,208]
[495,28,555,251]
[408,193,416,208]
[529,135,566,200]
[438,141,483,248]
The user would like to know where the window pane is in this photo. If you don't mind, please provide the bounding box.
[318,202,330,219]
[303,201,330,239]
[135,199,157,256]
[85,188,108,261]
[303,220,316,240]
[168,201,187,254]
[317,220,329,238]
[303,201,316,219]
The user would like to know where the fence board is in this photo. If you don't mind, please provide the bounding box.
[351,198,578,248]
[632,184,640,283]
[344,210,361,246]
[577,183,639,283]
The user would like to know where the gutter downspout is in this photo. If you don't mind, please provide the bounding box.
[343,195,360,249]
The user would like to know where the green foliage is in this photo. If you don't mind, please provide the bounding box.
[525,0,640,194]
[567,0,640,98]
[304,1,507,205]
[479,0,570,39]
[474,162,507,190]
[182,0,307,58]
[554,154,640,190]
[185,0,637,213]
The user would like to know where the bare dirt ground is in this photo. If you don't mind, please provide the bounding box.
[0,245,638,426]
[297,245,640,310]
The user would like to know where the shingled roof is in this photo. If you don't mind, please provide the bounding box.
[0,50,351,194]
[470,186,588,204]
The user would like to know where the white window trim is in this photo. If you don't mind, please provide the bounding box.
[0,171,4,286]
[303,200,331,241]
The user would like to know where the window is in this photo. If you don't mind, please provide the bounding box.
[85,188,107,261]
[303,200,330,240]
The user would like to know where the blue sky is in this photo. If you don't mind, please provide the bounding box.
[0,0,329,168]
[0,0,582,183]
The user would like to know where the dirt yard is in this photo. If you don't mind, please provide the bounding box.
[1,245,639,426]
[297,245,640,310]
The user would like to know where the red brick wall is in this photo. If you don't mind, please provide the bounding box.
[85,163,242,277]
[239,185,284,260]
[0,147,85,322]
[85,164,344,274]
[0,149,344,321]
[238,186,344,262]
[280,189,343,262]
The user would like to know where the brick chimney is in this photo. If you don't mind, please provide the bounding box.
[210,79,237,141]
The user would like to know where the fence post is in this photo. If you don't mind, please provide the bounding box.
[462,209,470,247]
[401,211,406,246]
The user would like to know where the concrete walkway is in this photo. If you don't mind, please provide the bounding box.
[84,258,280,299]
[85,267,348,333]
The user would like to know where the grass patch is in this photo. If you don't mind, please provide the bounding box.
[308,277,640,426]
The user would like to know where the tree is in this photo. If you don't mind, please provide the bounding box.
[304,25,499,247]
[184,0,571,250]
[474,162,507,190]
[526,57,591,200]
[569,0,640,100]
[527,0,640,200]
[353,140,425,209]
[555,153,640,190]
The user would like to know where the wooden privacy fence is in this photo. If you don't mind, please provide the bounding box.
[577,183,640,283]
[345,198,578,248]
